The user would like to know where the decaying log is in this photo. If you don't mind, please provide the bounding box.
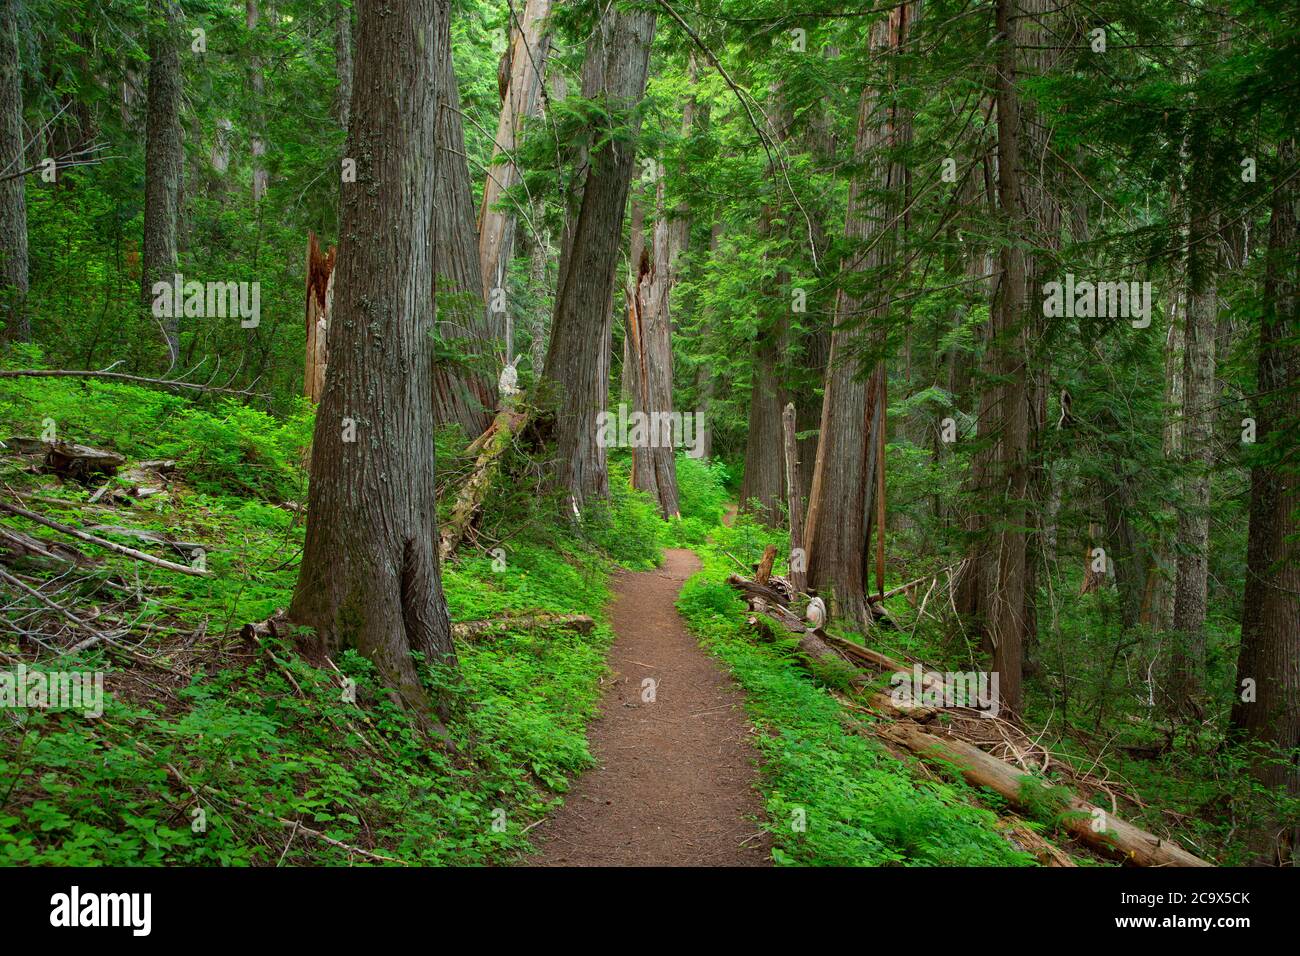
[754,544,777,586]
[452,613,595,641]
[0,500,211,576]
[878,721,1211,867]
[728,569,1207,867]
[43,441,126,481]
[438,400,530,561]
[726,573,792,608]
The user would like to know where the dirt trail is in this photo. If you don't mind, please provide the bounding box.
[529,548,771,866]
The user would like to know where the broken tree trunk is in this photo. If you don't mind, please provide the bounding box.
[438,399,530,561]
[304,232,336,404]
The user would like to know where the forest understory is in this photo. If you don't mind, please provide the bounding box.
[0,0,1297,877]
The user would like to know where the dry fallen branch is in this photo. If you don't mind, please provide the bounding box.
[0,499,211,576]
[0,368,264,397]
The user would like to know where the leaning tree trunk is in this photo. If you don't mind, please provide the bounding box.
[542,5,655,511]
[1229,138,1299,862]
[478,0,552,302]
[0,0,28,341]
[289,0,455,727]
[805,2,912,630]
[432,4,496,437]
[140,0,183,365]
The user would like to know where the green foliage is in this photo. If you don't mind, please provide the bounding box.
[0,377,646,866]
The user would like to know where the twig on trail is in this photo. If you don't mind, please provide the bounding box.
[0,368,264,398]
[0,499,212,576]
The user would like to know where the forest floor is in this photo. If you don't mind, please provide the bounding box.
[529,548,771,866]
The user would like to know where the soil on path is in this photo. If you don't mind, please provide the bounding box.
[529,548,771,866]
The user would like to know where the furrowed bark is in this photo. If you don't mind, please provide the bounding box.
[289,0,456,729]
[0,0,28,340]
[433,4,496,437]
[542,6,655,511]
[1229,138,1299,862]
[478,0,552,300]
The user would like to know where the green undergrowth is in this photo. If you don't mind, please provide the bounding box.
[670,477,1034,866]
[0,371,661,865]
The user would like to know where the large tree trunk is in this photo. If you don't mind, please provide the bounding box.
[289,0,455,726]
[805,3,912,629]
[478,0,552,301]
[634,180,680,517]
[432,5,496,437]
[738,276,788,525]
[962,0,1031,716]
[1167,116,1220,720]
[738,97,793,527]
[542,5,655,511]
[0,0,27,341]
[140,0,183,365]
[1229,138,1299,862]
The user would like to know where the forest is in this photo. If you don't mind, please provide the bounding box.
[0,0,1296,883]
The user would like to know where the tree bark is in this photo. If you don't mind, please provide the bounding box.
[1168,114,1220,720]
[0,0,28,341]
[1229,138,1299,862]
[141,0,183,365]
[542,5,655,511]
[963,0,1031,715]
[432,4,496,437]
[333,1,353,131]
[246,0,268,203]
[805,3,912,629]
[289,0,455,727]
[478,0,552,300]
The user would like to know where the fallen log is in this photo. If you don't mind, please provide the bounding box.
[44,441,126,481]
[451,613,595,641]
[0,500,211,576]
[726,573,791,608]
[879,721,1211,867]
[728,570,1208,867]
[438,400,530,562]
